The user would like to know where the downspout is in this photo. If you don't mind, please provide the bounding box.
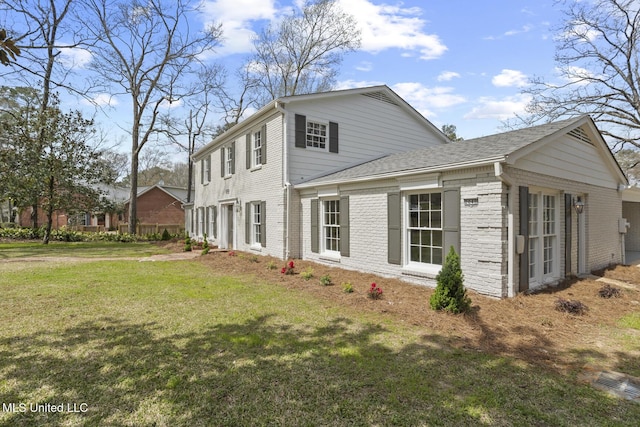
[495,162,516,297]
[275,101,291,259]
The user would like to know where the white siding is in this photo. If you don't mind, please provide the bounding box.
[193,112,287,258]
[286,93,446,184]
[514,135,619,189]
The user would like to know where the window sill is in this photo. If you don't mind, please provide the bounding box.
[250,245,262,252]
[250,165,262,172]
[319,252,341,263]
[223,175,233,180]
[402,263,441,279]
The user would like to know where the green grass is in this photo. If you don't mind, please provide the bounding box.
[1,257,639,426]
[0,241,171,259]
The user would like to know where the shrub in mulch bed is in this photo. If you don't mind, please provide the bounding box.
[555,298,588,315]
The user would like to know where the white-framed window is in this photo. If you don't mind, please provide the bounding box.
[252,202,262,246]
[208,206,216,239]
[406,192,443,267]
[322,199,340,253]
[225,145,234,176]
[528,191,558,284]
[203,155,211,182]
[197,207,205,236]
[307,120,327,150]
[253,130,263,167]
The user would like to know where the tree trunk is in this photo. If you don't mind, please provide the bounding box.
[31,199,38,228]
[128,149,139,235]
[42,176,55,244]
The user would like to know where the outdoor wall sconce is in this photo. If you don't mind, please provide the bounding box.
[574,196,584,214]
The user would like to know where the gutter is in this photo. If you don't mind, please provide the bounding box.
[494,162,516,297]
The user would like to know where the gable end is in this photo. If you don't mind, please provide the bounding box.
[361,91,399,106]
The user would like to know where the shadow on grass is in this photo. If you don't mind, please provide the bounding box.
[1,315,639,426]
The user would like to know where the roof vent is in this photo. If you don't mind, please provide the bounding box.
[362,91,399,106]
[568,126,593,145]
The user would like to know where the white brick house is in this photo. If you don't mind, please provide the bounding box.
[189,86,628,297]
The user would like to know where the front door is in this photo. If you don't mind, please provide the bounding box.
[226,204,234,250]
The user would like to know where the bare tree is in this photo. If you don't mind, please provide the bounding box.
[519,0,640,151]
[245,0,361,107]
[81,0,222,234]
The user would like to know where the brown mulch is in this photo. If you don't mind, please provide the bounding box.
[156,240,640,376]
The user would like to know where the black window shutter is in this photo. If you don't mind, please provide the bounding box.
[519,186,530,292]
[245,202,250,244]
[260,201,266,247]
[206,155,211,182]
[220,148,225,177]
[295,114,306,148]
[311,199,319,253]
[387,192,401,265]
[246,133,251,169]
[200,159,204,184]
[232,142,236,174]
[564,193,572,277]
[339,196,349,257]
[261,124,267,164]
[442,188,461,259]
[329,122,339,153]
[205,206,210,237]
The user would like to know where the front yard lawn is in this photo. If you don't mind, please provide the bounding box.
[0,246,639,425]
[0,241,173,260]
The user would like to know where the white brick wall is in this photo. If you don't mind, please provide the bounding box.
[299,166,624,298]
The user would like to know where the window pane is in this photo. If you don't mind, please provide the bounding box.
[430,193,441,209]
[420,212,429,227]
[410,245,420,262]
[432,248,443,265]
[431,211,441,228]
[410,212,419,228]
[409,195,419,210]
[432,230,442,247]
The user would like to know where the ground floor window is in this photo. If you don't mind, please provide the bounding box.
[407,192,443,266]
[252,202,261,246]
[528,191,558,284]
[323,199,340,253]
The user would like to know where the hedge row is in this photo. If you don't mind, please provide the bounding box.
[0,226,178,242]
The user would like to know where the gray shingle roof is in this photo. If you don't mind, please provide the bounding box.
[297,116,586,186]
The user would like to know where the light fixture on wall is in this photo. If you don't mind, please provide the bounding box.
[573,196,584,214]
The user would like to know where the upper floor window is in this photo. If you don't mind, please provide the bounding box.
[221,142,235,177]
[307,121,327,150]
[203,155,211,183]
[253,130,263,166]
[295,114,339,153]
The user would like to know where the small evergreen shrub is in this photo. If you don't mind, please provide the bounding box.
[266,260,278,270]
[201,233,209,255]
[319,274,332,286]
[429,246,471,314]
[161,228,171,241]
[249,255,259,263]
[300,267,314,280]
[184,234,192,252]
[342,282,353,293]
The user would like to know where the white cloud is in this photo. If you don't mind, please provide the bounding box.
[555,65,596,86]
[336,0,447,60]
[58,47,92,69]
[355,61,373,72]
[464,94,532,120]
[82,93,118,107]
[504,24,533,36]
[201,0,278,55]
[392,82,466,117]
[492,69,529,87]
[437,71,460,82]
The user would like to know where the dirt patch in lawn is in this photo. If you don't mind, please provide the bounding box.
[177,243,640,376]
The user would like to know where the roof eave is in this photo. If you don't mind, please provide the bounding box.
[295,156,506,189]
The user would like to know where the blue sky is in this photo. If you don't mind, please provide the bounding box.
[52,0,564,154]
[195,0,562,140]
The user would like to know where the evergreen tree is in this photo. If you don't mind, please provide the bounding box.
[429,246,471,314]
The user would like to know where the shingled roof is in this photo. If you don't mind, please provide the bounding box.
[296,116,589,187]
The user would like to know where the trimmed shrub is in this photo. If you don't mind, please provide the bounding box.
[555,298,588,315]
[429,246,471,314]
[598,284,621,298]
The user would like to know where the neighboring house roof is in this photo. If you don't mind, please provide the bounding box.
[125,184,194,204]
[193,85,449,160]
[296,115,627,188]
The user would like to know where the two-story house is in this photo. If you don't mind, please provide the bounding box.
[189,86,628,298]
[188,85,449,259]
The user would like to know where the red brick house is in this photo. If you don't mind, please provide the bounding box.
[122,184,193,232]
